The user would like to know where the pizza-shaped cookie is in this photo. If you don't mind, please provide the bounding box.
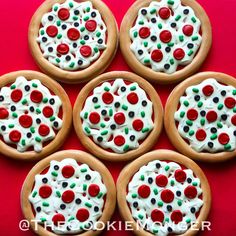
[73,71,163,161]
[0,71,72,160]
[165,72,236,162]
[21,150,116,235]
[117,150,211,236]
[29,0,118,83]
[120,0,212,84]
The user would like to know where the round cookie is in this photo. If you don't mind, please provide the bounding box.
[29,0,118,83]
[0,71,72,161]
[117,150,211,236]
[120,0,212,84]
[21,150,116,236]
[73,71,163,162]
[165,72,236,162]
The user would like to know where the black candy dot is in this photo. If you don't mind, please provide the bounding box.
[128,111,135,118]
[156,163,161,169]
[183,126,189,132]
[142,101,147,107]
[176,191,181,196]
[36,118,41,124]
[110,124,116,130]
[191,207,196,213]
[49,98,55,105]
[94,206,99,212]
[221,90,226,96]
[0,95,4,102]
[60,204,66,210]
[121,86,126,92]
[101,110,107,116]
[208,142,214,148]
[213,97,219,103]
[221,114,227,121]
[133,202,138,208]
[92,97,98,103]
[48,47,53,52]
[98,39,103,44]
[66,55,71,61]
[42,178,48,183]
[67,226,71,231]
[194,95,200,101]
[62,24,67,30]
[151,18,157,23]
[30,106,34,112]
[76,198,81,204]
[187,43,194,49]
[91,12,96,17]
[200,111,206,117]
[85,174,91,180]
[25,85,30,91]
[78,60,83,65]
[165,47,171,53]
[210,127,217,133]
[171,22,176,28]
[138,50,143,55]
[168,227,173,233]
[167,205,172,212]
[114,102,120,108]
[148,177,153,184]
[27,133,32,138]
[164,64,170,70]
[1,125,6,131]
[151,36,157,42]
[234,130,236,136]
[74,22,79,27]
[183,9,189,14]
[187,178,192,183]
[151,198,156,204]
[130,135,135,141]
[97,136,103,142]
[84,35,89,40]
[11,106,16,112]
[48,15,53,21]
[42,37,47,42]
[53,121,59,128]
[54,165,59,170]
[73,43,78,48]
[62,182,68,188]
[141,9,147,15]
[36,207,41,212]
[74,10,79,15]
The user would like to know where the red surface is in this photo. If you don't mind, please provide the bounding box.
[0,0,236,235]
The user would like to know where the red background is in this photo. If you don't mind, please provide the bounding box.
[0,0,236,235]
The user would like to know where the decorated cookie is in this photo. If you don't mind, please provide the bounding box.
[73,71,163,161]
[21,150,116,235]
[120,0,212,84]
[165,72,236,162]
[0,71,72,160]
[117,150,211,236]
[29,0,118,83]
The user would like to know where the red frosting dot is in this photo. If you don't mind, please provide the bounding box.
[151,49,163,62]
[174,169,187,183]
[202,85,214,96]
[0,107,9,119]
[138,184,150,198]
[19,115,33,128]
[161,189,174,203]
[231,115,236,126]
[160,30,172,43]
[80,45,92,57]
[30,90,43,103]
[43,106,54,118]
[114,112,125,125]
[206,110,217,123]
[224,97,236,109]
[114,135,125,146]
[88,184,100,197]
[173,48,185,60]
[9,130,21,142]
[85,20,97,32]
[89,112,100,124]
[67,28,80,40]
[62,165,75,178]
[218,133,230,145]
[57,43,69,55]
[183,25,194,36]
[11,89,23,102]
[46,25,58,37]
[62,190,75,203]
[159,7,171,19]
[58,8,70,20]
[171,210,183,224]
[196,129,206,141]
[155,174,168,187]
[127,92,139,104]
[76,208,90,222]
[184,186,197,199]
[151,209,164,223]
[139,27,150,39]
[39,185,52,198]
[132,119,144,131]
[102,92,113,104]
[187,108,198,120]
[52,214,65,226]
[38,124,50,136]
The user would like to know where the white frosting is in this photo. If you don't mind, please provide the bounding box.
[127,160,203,236]
[38,0,107,70]
[175,79,236,152]
[130,0,202,74]
[29,158,107,234]
[0,76,62,152]
[80,79,154,153]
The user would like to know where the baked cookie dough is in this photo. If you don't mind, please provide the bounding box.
[21,150,116,236]
[0,71,72,161]
[73,71,163,161]
[29,0,118,83]
[117,150,211,236]
[165,72,236,162]
[120,0,212,84]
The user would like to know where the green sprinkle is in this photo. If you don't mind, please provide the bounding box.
[150,8,156,14]
[41,218,47,222]
[180,111,185,118]
[32,191,37,198]
[51,171,58,177]
[217,122,223,128]
[165,218,170,222]
[54,6,58,11]
[175,15,181,21]
[32,83,38,88]
[20,139,26,146]
[84,16,89,21]
[123,144,129,152]
[80,40,86,45]
[80,27,85,32]
[153,229,159,234]
[69,2,74,7]
[81,168,87,173]
[233,89,236,95]
[168,42,174,47]
[234,107,236,113]
[125,127,129,134]
[210,134,217,140]
[43,202,49,207]
[68,216,75,222]
[70,183,76,188]
[158,23,162,29]
[183,101,189,107]
[97,192,103,198]
[130,85,137,91]
[218,104,223,110]
[179,35,184,42]
[186,120,193,126]
[50,116,56,121]
[144,42,148,48]
[94,104,101,109]
[170,58,175,65]
[57,34,62,39]
[86,7,90,12]
[101,130,108,135]
[35,137,41,142]
[8,124,14,128]
[132,193,137,198]
[122,104,128,110]
[192,88,199,93]
[186,218,191,223]
[69,62,75,68]
[138,20,144,25]
[153,188,158,195]
[158,201,163,207]
[191,17,197,23]
[224,144,231,150]
[96,32,101,37]
[40,30,45,35]
[11,85,16,89]
[142,127,149,133]
[84,112,88,119]
[141,111,145,118]
[109,109,113,116]
[56,191,61,197]
[83,184,87,191]
[85,202,92,208]
[200,118,205,126]
[100,123,105,128]
[94,47,98,53]
[165,165,170,171]
[177,200,182,206]
[157,43,162,49]
[192,182,198,186]
[84,127,91,134]
[171,180,175,186]
[168,0,175,5]
[133,31,138,38]
[192,36,198,41]
[12,112,18,118]
[56,58,60,63]
[104,86,110,92]
[138,214,143,220]
[36,108,41,114]
[43,98,48,103]
[188,50,194,56]
[198,101,203,107]
[189,130,194,136]
[140,175,145,181]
